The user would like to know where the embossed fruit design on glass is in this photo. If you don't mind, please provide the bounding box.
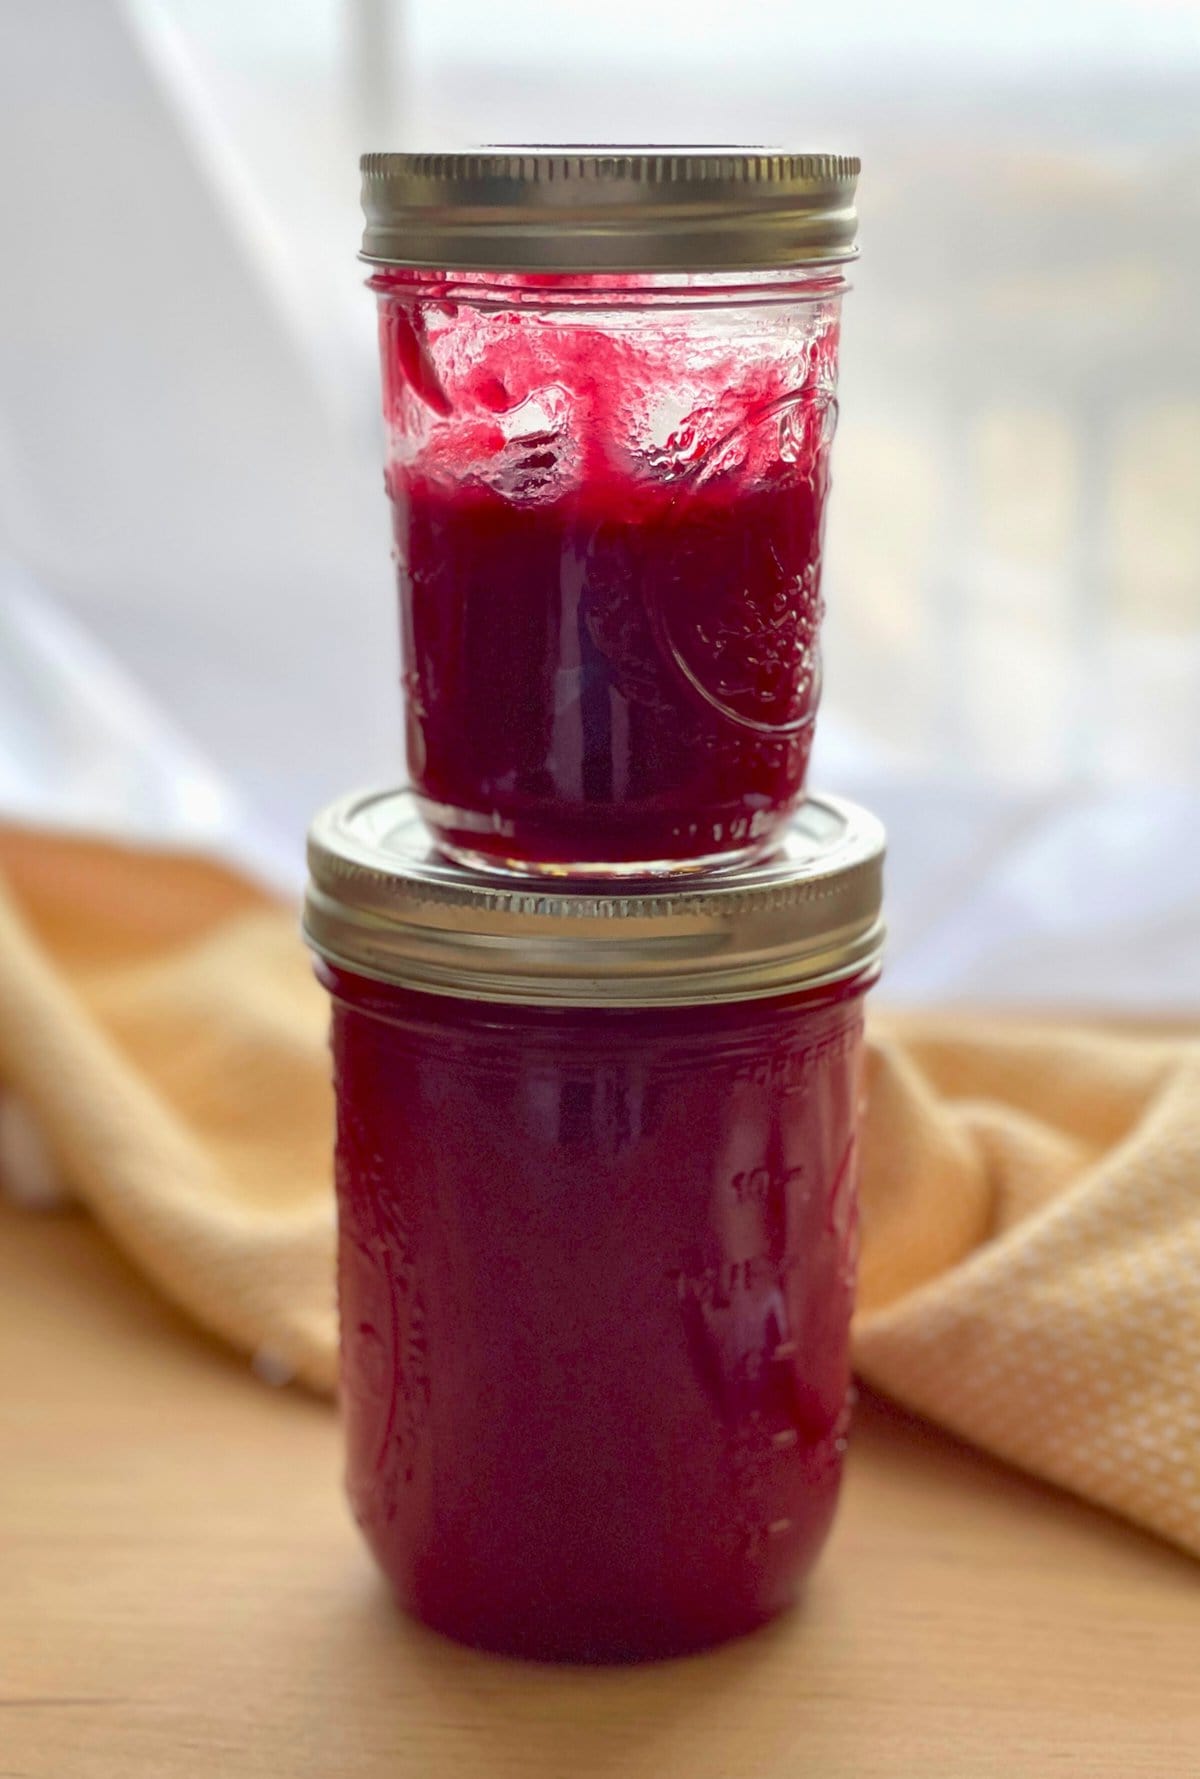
[305,787,885,1661]
[360,151,860,874]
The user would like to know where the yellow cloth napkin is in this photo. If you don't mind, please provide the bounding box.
[1,827,1197,1557]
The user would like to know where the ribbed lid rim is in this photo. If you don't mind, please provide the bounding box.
[359,148,861,272]
[304,787,885,1007]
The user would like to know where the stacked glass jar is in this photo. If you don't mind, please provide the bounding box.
[304,151,886,1661]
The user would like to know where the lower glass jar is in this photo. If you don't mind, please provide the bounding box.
[305,788,885,1662]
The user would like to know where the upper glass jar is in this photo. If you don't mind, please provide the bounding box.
[360,149,860,877]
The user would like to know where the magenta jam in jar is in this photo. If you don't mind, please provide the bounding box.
[360,150,860,876]
[305,787,884,1662]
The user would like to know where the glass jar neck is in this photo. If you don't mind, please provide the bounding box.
[367,264,851,311]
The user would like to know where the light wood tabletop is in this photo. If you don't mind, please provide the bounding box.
[2,1199,1197,1779]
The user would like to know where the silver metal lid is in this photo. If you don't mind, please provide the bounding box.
[359,149,860,272]
[304,789,885,1008]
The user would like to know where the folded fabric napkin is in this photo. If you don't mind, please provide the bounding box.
[0,826,1196,1557]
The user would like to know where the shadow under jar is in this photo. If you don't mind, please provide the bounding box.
[360,150,860,876]
[304,787,885,1661]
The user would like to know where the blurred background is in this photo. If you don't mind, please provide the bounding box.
[2,0,1199,1004]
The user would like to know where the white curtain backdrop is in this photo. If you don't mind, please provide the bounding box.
[2,0,1199,1005]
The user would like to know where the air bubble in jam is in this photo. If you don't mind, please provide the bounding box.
[373,268,844,873]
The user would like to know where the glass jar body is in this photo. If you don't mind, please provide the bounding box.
[371,268,847,875]
[322,964,870,1660]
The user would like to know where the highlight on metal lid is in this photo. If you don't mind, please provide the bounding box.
[359,147,861,272]
[303,787,885,1009]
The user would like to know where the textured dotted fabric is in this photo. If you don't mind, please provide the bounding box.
[856,1018,1200,1555]
[0,832,1196,1556]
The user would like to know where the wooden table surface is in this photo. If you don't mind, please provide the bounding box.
[2,1200,1197,1779]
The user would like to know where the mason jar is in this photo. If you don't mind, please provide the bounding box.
[360,150,860,876]
[305,786,884,1661]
